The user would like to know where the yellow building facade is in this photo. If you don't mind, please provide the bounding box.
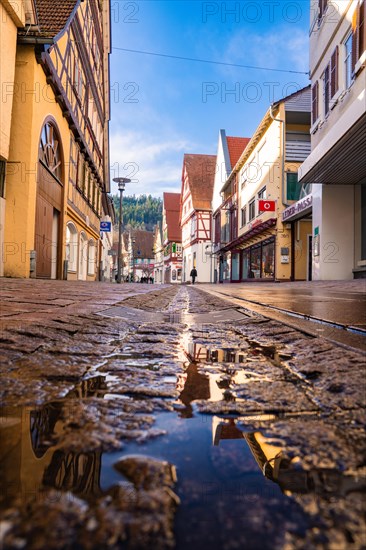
[217,87,312,282]
[2,0,111,280]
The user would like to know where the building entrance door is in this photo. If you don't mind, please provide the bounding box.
[308,235,313,281]
[35,121,63,279]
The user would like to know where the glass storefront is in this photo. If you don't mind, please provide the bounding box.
[241,238,275,280]
[242,249,250,279]
[231,253,240,281]
[262,240,275,278]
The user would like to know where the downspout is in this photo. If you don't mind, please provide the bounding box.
[269,104,288,207]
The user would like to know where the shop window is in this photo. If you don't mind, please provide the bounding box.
[242,249,250,279]
[249,200,256,221]
[177,268,182,280]
[172,269,177,281]
[262,241,275,278]
[231,252,240,281]
[250,246,261,278]
[287,173,301,201]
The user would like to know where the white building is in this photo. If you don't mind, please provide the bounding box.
[180,154,217,283]
[299,0,366,279]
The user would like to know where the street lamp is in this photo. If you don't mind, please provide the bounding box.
[113,177,131,283]
[131,237,136,282]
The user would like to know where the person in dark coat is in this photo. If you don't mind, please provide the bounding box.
[190,267,197,284]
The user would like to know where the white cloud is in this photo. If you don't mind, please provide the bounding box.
[109,130,194,197]
[219,27,309,77]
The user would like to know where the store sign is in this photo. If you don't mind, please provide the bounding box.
[258,200,276,212]
[282,195,312,222]
[100,221,112,232]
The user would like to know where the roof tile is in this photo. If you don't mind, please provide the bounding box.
[183,154,217,210]
[226,137,250,169]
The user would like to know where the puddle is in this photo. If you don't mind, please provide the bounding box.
[1,296,364,548]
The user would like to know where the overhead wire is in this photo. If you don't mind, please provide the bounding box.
[113,47,310,76]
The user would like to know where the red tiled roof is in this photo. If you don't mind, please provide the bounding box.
[226,137,250,169]
[183,154,217,210]
[163,193,181,242]
[18,0,78,39]
[131,230,155,259]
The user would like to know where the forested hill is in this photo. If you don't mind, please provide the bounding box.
[112,194,163,231]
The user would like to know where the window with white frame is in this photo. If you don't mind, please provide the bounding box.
[66,222,78,272]
[258,187,266,200]
[323,64,330,115]
[344,33,353,89]
[249,199,256,221]
[240,206,246,227]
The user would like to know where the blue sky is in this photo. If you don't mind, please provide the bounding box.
[109,1,310,197]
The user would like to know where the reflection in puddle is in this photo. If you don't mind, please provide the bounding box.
[177,364,210,418]
[212,418,366,497]
[0,405,103,509]
[67,375,108,399]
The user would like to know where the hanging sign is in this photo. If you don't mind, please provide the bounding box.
[100,221,112,232]
[258,200,276,212]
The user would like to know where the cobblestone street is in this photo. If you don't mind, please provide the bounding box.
[0,279,365,549]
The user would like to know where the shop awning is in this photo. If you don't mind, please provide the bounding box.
[298,112,366,185]
[219,218,276,253]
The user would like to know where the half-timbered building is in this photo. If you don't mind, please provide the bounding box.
[3,0,111,280]
[162,192,182,284]
[180,154,217,283]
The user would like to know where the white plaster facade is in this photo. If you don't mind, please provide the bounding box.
[299,0,366,279]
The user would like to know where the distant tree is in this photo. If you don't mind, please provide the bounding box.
[112,194,162,231]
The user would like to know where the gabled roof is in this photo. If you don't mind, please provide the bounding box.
[130,230,155,259]
[18,0,79,42]
[163,192,181,242]
[183,154,217,210]
[226,137,250,169]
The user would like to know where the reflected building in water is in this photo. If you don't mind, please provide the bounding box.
[0,381,106,508]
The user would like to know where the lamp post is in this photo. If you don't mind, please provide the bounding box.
[131,237,136,282]
[113,177,130,283]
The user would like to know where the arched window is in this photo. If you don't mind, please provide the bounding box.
[66,222,78,272]
[79,232,87,280]
[87,239,96,276]
[39,121,62,180]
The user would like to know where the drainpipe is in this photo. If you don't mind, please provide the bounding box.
[269,105,288,207]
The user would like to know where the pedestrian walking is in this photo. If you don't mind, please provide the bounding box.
[190,267,197,284]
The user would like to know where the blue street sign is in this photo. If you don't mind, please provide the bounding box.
[100,221,111,232]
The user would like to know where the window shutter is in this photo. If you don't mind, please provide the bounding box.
[312,81,319,123]
[330,46,339,97]
[359,0,365,60]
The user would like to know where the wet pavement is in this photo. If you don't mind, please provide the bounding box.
[0,279,365,549]
[200,280,366,351]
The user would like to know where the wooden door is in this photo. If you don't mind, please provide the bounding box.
[35,194,53,278]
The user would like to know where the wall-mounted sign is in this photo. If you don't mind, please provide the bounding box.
[282,195,313,222]
[100,221,112,232]
[258,200,276,212]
